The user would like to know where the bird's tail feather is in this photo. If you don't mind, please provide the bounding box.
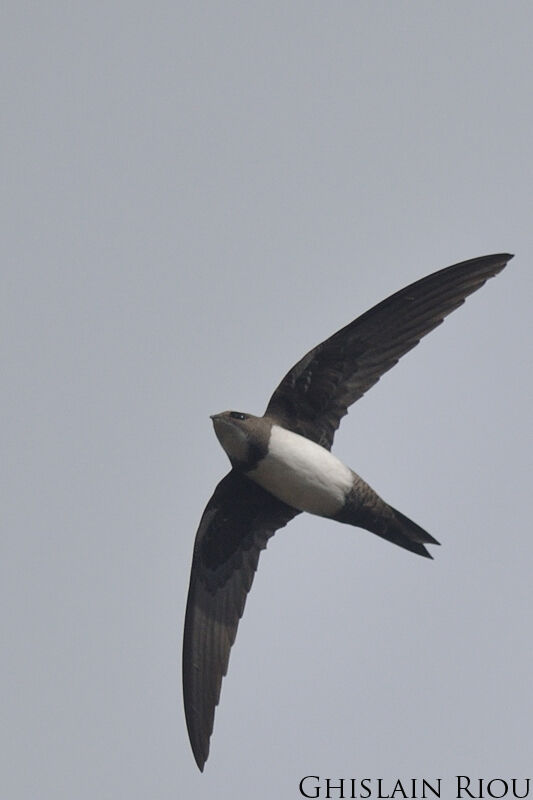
[373,505,440,559]
[334,483,440,559]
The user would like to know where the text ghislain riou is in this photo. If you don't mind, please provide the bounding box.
[299,776,531,799]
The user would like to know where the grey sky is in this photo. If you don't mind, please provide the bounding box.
[2,2,532,798]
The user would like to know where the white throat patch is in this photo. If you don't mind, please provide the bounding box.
[248,425,353,516]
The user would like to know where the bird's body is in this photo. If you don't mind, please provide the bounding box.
[218,417,354,516]
[183,253,513,771]
[213,413,438,555]
[250,423,353,516]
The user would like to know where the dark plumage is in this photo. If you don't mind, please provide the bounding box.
[183,253,513,770]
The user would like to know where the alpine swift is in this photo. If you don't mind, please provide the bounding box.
[183,252,513,770]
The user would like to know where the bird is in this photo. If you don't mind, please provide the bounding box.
[182,252,513,771]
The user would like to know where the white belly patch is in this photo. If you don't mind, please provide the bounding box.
[248,425,353,516]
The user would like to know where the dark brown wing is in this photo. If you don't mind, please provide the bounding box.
[183,469,299,771]
[265,253,513,448]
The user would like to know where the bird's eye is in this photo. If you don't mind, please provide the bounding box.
[230,412,246,420]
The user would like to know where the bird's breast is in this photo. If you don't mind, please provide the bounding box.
[247,424,353,516]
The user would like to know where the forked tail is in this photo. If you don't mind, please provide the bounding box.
[383,505,440,558]
[335,488,440,558]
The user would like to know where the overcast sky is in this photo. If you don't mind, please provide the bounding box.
[2,2,532,798]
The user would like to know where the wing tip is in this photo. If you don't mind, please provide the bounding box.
[194,752,207,772]
[185,713,209,771]
[489,252,514,268]
[480,252,514,274]
[455,252,514,277]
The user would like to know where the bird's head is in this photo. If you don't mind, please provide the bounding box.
[210,410,264,466]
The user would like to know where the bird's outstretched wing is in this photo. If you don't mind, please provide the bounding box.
[265,253,513,448]
[183,469,299,771]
